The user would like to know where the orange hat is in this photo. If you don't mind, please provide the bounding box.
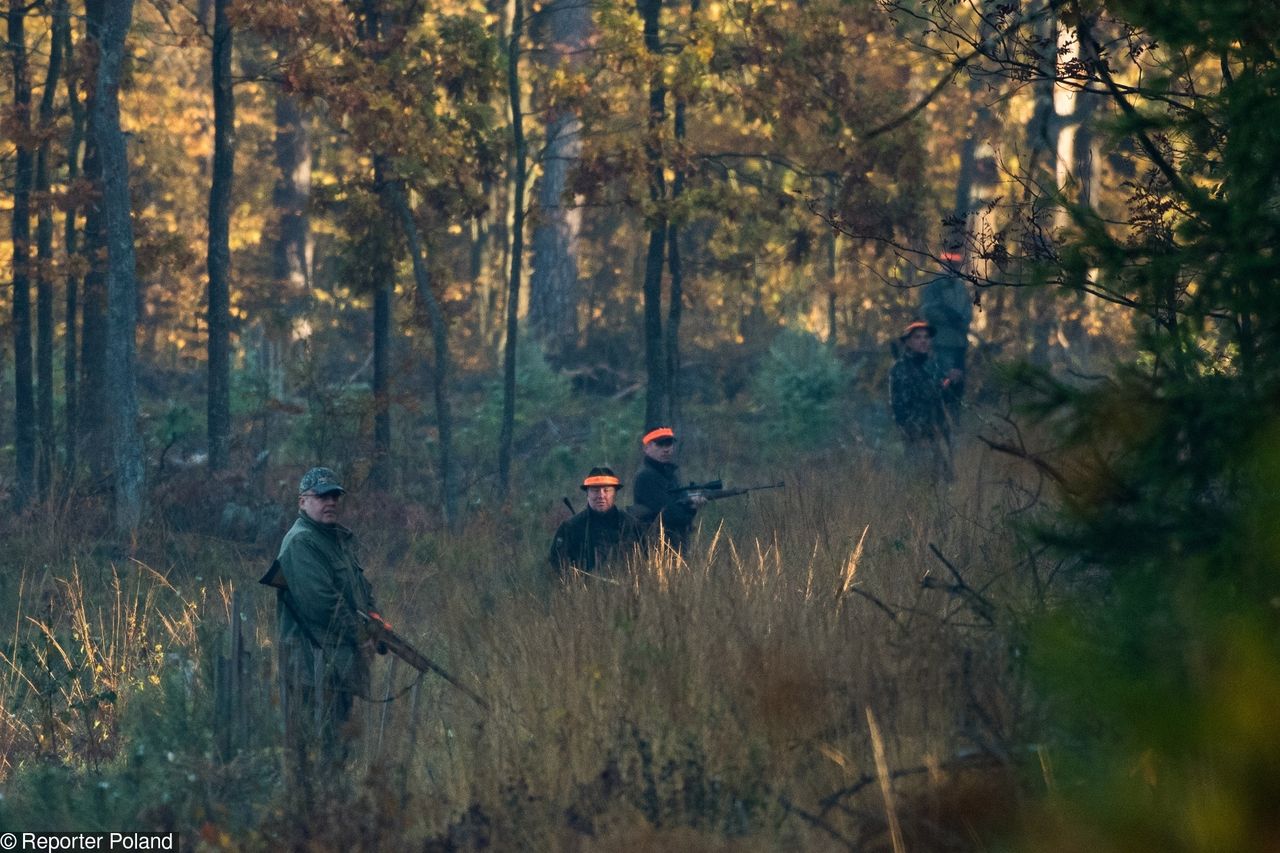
[581,466,623,490]
[940,250,964,263]
[642,427,675,445]
[899,320,936,341]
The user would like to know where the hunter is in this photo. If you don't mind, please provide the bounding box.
[631,426,707,552]
[549,467,646,578]
[890,321,960,480]
[919,250,972,416]
[273,467,379,775]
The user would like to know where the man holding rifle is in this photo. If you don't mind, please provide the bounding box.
[270,467,379,776]
[632,426,707,553]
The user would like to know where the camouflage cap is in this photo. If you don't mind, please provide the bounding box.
[299,467,345,496]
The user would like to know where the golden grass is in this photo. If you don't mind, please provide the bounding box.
[0,439,1044,848]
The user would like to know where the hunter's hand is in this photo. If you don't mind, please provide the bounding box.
[684,494,709,510]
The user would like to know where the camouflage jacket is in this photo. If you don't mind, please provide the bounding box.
[275,512,377,698]
[890,352,950,442]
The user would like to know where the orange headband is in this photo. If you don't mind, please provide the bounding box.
[642,427,675,444]
[582,475,621,488]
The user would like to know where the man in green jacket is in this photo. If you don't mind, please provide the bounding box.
[274,466,378,774]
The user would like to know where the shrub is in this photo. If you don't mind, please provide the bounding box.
[749,329,849,447]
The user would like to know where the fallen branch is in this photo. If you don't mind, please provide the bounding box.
[975,435,1068,487]
[924,544,998,626]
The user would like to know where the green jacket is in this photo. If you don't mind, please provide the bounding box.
[275,512,377,698]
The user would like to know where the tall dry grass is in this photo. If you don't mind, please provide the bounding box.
[353,441,1044,848]
[0,438,1049,848]
[0,560,205,775]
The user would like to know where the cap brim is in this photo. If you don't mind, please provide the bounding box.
[310,485,346,496]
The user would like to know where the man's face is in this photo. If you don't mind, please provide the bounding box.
[300,490,342,525]
[904,329,933,355]
[644,438,676,464]
[586,485,617,513]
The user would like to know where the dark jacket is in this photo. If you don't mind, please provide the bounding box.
[275,512,377,698]
[890,352,951,443]
[920,275,973,352]
[631,456,698,549]
[549,506,645,576]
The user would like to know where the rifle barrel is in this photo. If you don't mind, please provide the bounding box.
[359,612,491,711]
[706,481,785,500]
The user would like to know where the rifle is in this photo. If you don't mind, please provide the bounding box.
[668,479,785,502]
[358,611,491,711]
[260,561,490,712]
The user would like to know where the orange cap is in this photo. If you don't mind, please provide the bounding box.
[642,427,675,445]
[900,320,936,341]
[581,466,623,490]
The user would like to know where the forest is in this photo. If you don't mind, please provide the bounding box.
[1,0,1278,848]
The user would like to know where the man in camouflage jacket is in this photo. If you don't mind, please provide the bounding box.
[890,322,959,479]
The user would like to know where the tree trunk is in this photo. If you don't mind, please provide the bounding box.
[1062,13,1100,361]
[665,222,682,425]
[63,7,84,483]
[368,160,395,490]
[470,184,493,345]
[1071,95,1098,208]
[527,0,589,361]
[207,0,235,470]
[1062,9,1100,209]
[1023,1,1058,366]
[638,0,668,429]
[664,0,700,424]
[8,1,36,508]
[949,11,997,346]
[499,0,527,496]
[354,4,395,491]
[92,0,144,532]
[383,181,458,526]
[267,89,312,398]
[825,177,839,346]
[36,0,68,499]
[80,0,109,484]
[1025,1,1057,183]
[371,249,393,489]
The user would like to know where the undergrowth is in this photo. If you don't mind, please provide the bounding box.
[0,435,1050,850]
